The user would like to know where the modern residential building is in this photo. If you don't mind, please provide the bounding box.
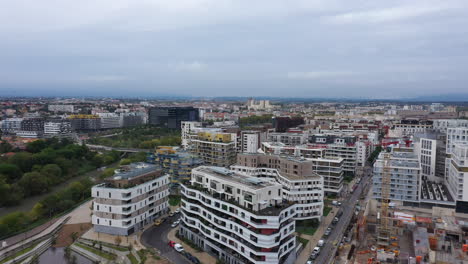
[189,131,237,167]
[97,113,121,129]
[232,153,324,220]
[91,163,170,236]
[121,112,146,127]
[268,132,308,145]
[181,121,203,149]
[1,118,23,134]
[148,106,199,129]
[68,115,101,131]
[446,142,468,212]
[372,151,421,205]
[240,130,263,153]
[413,132,446,181]
[180,166,297,264]
[433,119,468,133]
[44,120,72,138]
[393,120,433,137]
[148,146,203,192]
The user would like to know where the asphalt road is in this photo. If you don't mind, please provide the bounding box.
[140,217,190,264]
[313,167,373,264]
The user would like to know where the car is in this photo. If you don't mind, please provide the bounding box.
[168,241,176,247]
[306,261,314,264]
[336,210,343,217]
[324,228,332,236]
[317,240,325,247]
[174,243,184,252]
[169,212,175,217]
[154,218,166,226]
[175,208,181,214]
[333,217,339,223]
[171,222,179,228]
[310,252,318,259]
[312,247,320,254]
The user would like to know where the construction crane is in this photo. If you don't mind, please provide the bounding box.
[377,153,394,248]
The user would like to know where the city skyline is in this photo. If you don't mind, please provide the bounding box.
[1,0,468,98]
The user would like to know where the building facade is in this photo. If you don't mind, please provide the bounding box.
[180,166,297,264]
[232,153,324,220]
[148,107,199,129]
[92,163,170,236]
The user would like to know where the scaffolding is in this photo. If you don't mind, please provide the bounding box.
[377,153,394,248]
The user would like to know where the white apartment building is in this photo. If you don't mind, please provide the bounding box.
[92,163,170,236]
[97,113,122,129]
[44,121,72,137]
[433,119,468,133]
[356,141,372,167]
[232,154,324,220]
[240,130,262,153]
[1,118,23,134]
[180,166,297,264]
[48,104,74,113]
[447,142,468,203]
[181,121,203,149]
[393,121,433,137]
[372,152,421,204]
[268,132,308,145]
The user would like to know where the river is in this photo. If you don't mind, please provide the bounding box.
[39,247,93,264]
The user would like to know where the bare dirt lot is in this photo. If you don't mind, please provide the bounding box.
[54,223,92,247]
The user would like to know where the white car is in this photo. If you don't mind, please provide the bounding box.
[313,247,320,254]
[175,208,181,213]
[174,243,184,252]
[171,221,179,228]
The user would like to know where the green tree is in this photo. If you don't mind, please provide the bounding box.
[19,171,50,196]
[0,142,13,153]
[41,164,62,184]
[8,152,33,172]
[26,140,48,153]
[0,164,22,183]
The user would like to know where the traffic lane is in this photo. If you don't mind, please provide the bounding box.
[315,177,367,263]
[141,218,190,264]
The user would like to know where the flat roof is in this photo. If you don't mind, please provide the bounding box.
[196,166,278,190]
[112,162,158,180]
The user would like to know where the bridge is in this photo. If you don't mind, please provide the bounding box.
[85,143,150,153]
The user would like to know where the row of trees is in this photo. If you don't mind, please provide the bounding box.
[88,125,181,149]
[0,177,94,238]
[0,138,120,206]
[239,114,273,127]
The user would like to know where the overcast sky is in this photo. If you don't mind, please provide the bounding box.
[1,0,468,98]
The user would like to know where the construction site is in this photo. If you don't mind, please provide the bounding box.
[331,153,468,264]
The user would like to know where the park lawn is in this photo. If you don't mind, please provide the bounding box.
[103,243,129,252]
[169,195,181,206]
[323,206,332,216]
[296,219,319,236]
[297,236,309,247]
[296,226,318,236]
[0,242,39,264]
[75,242,116,260]
[127,253,139,264]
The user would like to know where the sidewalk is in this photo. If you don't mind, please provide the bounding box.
[295,207,340,264]
[167,228,217,264]
[0,216,69,257]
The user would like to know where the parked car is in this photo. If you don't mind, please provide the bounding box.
[168,241,176,247]
[317,240,325,247]
[169,212,175,217]
[333,217,339,224]
[336,210,343,217]
[174,243,184,252]
[324,227,332,236]
[175,208,181,214]
[171,221,179,228]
